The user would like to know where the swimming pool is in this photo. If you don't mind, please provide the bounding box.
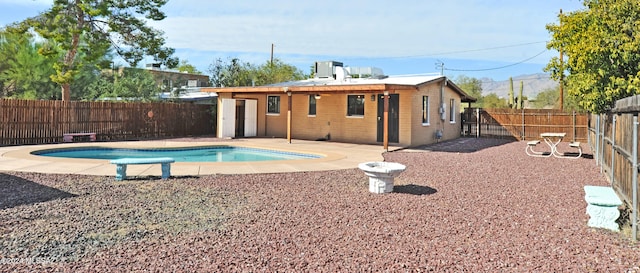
[32,146,322,162]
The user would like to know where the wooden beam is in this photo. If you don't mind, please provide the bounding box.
[383,91,389,151]
[202,84,417,94]
[287,92,292,143]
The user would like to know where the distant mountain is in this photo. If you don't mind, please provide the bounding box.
[480,73,559,99]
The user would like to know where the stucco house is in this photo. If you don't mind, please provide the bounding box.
[202,62,475,148]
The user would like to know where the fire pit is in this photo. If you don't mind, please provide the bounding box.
[358,161,407,194]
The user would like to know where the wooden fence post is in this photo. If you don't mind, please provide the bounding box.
[633,114,638,241]
[476,108,480,138]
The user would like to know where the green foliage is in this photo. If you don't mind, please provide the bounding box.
[176,60,201,74]
[533,87,559,109]
[454,75,482,99]
[84,75,114,100]
[454,75,483,107]
[482,93,509,109]
[0,31,59,99]
[208,58,307,87]
[86,68,161,101]
[533,85,584,112]
[254,59,307,85]
[208,58,255,87]
[546,0,640,113]
[21,0,177,100]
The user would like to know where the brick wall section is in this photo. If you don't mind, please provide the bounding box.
[216,81,465,147]
[409,84,463,146]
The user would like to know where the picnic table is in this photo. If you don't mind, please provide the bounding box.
[541,132,565,157]
[526,133,581,159]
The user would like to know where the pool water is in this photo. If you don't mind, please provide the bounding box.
[32,146,321,162]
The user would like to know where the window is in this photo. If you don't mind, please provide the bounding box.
[449,98,456,123]
[422,96,430,125]
[347,95,365,116]
[308,95,317,116]
[267,95,280,114]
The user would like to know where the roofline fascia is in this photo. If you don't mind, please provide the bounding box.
[429,77,477,103]
[202,84,417,94]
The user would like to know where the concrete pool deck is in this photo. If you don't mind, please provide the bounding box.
[0,138,400,177]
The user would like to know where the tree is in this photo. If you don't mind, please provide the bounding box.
[86,68,161,101]
[533,87,559,109]
[71,59,110,100]
[176,60,200,74]
[207,57,254,87]
[454,75,483,107]
[254,59,307,85]
[533,86,583,112]
[0,30,58,99]
[22,0,178,101]
[546,0,640,113]
[207,57,307,87]
[482,93,508,109]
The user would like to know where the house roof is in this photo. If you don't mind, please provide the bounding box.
[159,88,218,101]
[202,74,476,102]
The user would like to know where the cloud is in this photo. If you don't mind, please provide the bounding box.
[148,0,578,65]
[0,0,581,79]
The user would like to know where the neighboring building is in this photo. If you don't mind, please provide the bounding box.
[159,87,218,104]
[144,63,210,89]
[146,64,215,104]
[202,61,475,148]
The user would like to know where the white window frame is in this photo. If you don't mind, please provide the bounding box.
[267,95,280,115]
[422,95,430,126]
[308,95,317,116]
[449,98,456,123]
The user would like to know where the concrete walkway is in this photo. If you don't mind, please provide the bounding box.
[0,138,398,177]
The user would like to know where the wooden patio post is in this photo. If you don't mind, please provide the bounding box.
[287,91,292,143]
[383,90,389,151]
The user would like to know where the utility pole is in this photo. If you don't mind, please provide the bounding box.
[559,9,564,111]
[270,43,274,67]
[435,60,444,76]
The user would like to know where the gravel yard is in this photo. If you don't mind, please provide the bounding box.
[1,138,639,272]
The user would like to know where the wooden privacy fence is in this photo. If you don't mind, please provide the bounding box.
[589,95,640,241]
[462,108,589,142]
[0,99,215,146]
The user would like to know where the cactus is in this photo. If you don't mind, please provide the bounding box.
[508,77,514,109]
[519,81,524,109]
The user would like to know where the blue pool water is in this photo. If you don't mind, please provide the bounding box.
[32,146,321,162]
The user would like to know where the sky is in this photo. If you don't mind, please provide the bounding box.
[0,0,585,81]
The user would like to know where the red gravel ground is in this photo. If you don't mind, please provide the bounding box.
[1,138,639,272]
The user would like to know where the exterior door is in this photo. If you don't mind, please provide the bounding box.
[219,98,236,138]
[244,99,257,137]
[377,94,399,143]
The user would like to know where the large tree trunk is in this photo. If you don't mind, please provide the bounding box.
[61,83,71,101]
[58,5,83,102]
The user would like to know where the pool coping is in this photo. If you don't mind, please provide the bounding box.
[0,138,398,177]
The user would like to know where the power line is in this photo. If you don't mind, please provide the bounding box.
[337,41,549,60]
[477,74,553,83]
[350,41,549,60]
[443,49,548,72]
[403,41,548,59]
